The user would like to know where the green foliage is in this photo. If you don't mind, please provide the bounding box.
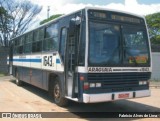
[0,7,6,14]
[145,12,160,44]
[40,14,63,25]
[0,7,13,22]
[0,73,7,77]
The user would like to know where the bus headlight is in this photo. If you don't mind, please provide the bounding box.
[139,81,147,85]
[143,81,147,85]
[90,83,95,88]
[96,83,101,87]
[89,83,102,88]
[84,82,102,89]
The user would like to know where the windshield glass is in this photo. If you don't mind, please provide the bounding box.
[88,21,150,67]
[89,22,120,66]
[122,26,150,66]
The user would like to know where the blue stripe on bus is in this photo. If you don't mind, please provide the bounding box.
[56,59,60,64]
[12,59,41,63]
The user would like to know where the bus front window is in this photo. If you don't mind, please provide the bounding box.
[122,26,150,66]
[88,22,121,66]
[88,22,150,67]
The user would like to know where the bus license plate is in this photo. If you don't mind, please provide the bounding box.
[118,93,129,99]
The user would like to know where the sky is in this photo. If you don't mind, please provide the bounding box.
[29,0,160,26]
[75,0,160,5]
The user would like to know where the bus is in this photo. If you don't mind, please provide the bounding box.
[8,7,152,106]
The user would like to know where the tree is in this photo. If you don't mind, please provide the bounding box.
[0,7,12,46]
[40,14,63,25]
[0,0,42,46]
[145,12,160,44]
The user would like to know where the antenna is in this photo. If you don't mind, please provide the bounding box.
[47,6,50,19]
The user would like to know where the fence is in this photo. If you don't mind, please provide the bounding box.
[151,52,160,80]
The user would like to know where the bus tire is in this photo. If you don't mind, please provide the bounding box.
[16,72,23,86]
[52,78,68,107]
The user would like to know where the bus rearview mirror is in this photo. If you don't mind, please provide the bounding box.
[69,16,81,35]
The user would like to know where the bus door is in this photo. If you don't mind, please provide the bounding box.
[60,27,76,98]
[65,34,75,97]
[64,17,80,98]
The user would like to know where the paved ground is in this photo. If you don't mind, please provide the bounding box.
[0,76,160,121]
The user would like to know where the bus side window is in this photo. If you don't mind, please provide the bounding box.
[60,28,67,62]
[13,39,17,54]
[43,23,58,51]
[39,28,44,40]
[32,30,42,53]
[24,33,32,53]
[15,37,24,54]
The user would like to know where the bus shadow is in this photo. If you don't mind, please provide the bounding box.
[67,100,160,120]
[10,79,54,102]
[10,79,160,120]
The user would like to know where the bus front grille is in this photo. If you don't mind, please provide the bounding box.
[87,72,151,91]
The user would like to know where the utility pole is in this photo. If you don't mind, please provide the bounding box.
[47,6,50,19]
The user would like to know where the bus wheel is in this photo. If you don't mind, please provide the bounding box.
[16,72,23,86]
[53,78,68,107]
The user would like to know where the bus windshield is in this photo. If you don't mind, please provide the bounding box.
[88,21,150,67]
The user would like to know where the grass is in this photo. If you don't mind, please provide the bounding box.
[0,73,8,77]
[150,79,160,82]
[149,79,160,86]
[0,74,5,77]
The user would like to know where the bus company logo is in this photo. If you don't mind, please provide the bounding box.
[88,67,112,72]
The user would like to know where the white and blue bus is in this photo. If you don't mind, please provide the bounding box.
[8,7,152,106]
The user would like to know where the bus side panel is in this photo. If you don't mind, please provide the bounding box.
[12,65,23,81]
[12,65,16,77]
[22,67,31,84]
[13,55,23,67]
[30,54,41,69]
[42,70,48,90]
[41,70,65,95]
[30,68,43,89]
[59,72,65,97]
[22,55,30,68]
[40,70,64,91]
[42,53,57,71]
[17,67,23,81]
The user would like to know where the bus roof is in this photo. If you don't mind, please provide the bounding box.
[11,7,145,40]
[85,7,144,18]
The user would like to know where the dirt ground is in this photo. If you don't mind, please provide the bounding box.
[0,76,160,121]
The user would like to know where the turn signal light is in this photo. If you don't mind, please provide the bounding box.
[80,75,85,81]
[83,82,89,90]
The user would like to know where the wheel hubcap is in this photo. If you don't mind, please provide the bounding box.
[54,84,60,99]
[16,73,19,84]
[16,79,18,83]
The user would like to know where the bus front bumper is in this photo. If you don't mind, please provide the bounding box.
[83,90,150,103]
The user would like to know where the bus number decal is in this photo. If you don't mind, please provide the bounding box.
[43,56,53,67]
